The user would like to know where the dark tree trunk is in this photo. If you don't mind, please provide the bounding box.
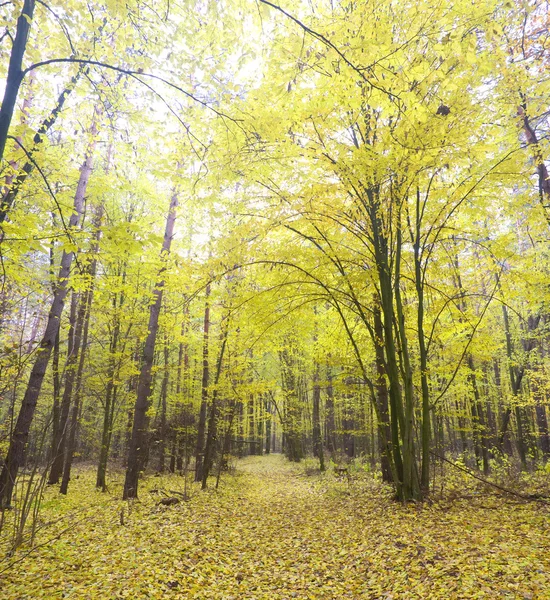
[47,111,98,484]
[468,356,489,475]
[123,190,178,500]
[312,362,325,471]
[265,399,272,454]
[0,0,36,164]
[157,335,170,473]
[201,336,228,489]
[373,300,393,483]
[325,365,336,456]
[48,292,80,485]
[194,283,210,482]
[1,65,86,223]
[60,287,94,494]
[0,138,88,507]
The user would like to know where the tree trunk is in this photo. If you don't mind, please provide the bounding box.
[48,291,80,485]
[96,290,121,490]
[373,300,394,483]
[468,356,490,475]
[194,282,211,482]
[60,286,94,494]
[0,136,89,507]
[1,66,86,224]
[0,0,36,164]
[325,365,336,456]
[201,335,228,489]
[47,110,99,484]
[157,334,170,473]
[123,190,178,500]
[312,362,325,471]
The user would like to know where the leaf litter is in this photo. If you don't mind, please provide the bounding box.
[1,455,548,599]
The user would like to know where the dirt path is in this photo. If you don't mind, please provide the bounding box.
[2,455,549,599]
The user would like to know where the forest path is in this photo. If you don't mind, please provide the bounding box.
[1,454,549,599]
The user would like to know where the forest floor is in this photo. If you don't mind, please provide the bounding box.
[0,454,549,599]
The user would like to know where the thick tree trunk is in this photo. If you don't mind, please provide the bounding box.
[123,191,178,500]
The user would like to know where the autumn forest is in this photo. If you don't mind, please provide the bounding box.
[0,0,549,598]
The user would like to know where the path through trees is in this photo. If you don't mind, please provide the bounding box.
[1,456,549,598]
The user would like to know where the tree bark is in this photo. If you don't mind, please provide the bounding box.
[194,282,211,482]
[325,365,336,456]
[0,135,89,507]
[201,335,228,489]
[157,334,170,473]
[0,0,36,164]
[123,190,178,499]
[373,300,393,483]
[60,270,96,494]
[312,361,325,471]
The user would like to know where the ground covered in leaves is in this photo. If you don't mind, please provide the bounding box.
[1,455,549,599]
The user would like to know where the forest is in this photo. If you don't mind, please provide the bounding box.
[0,0,549,597]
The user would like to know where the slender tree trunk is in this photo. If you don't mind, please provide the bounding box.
[325,365,336,456]
[312,362,325,471]
[394,224,420,499]
[373,300,394,483]
[157,334,170,473]
[194,283,211,482]
[413,190,431,493]
[47,111,99,484]
[1,65,87,224]
[96,290,121,490]
[60,203,102,495]
[499,304,527,467]
[201,335,228,489]
[265,399,272,454]
[0,139,89,507]
[468,356,489,475]
[48,292,80,485]
[123,190,178,500]
[48,232,61,463]
[280,348,303,462]
[368,191,406,497]
[532,379,550,460]
[0,0,36,164]
[60,289,93,494]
